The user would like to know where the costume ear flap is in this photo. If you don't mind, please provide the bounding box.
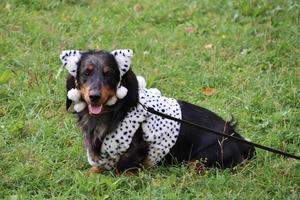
[59,50,82,77]
[111,49,133,76]
[66,75,76,110]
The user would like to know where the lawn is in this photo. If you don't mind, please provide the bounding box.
[0,0,299,199]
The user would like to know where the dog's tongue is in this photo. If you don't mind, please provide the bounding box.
[88,105,102,115]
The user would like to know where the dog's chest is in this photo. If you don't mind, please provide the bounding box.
[87,88,182,169]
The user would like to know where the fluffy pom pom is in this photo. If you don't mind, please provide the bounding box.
[74,101,86,112]
[137,76,146,88]
[106,95,118,106]
[116,86,128,99]
[148,88,161,96]
[67,88,81,102]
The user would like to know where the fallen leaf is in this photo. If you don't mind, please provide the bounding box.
[204,43,213,49]
[185,26,196,33]
[133,3,142,13]
[201,87,217,96]
[296,69,300,78]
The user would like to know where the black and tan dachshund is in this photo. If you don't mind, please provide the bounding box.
[63,49,255,173]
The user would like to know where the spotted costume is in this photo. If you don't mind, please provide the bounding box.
[87,87,182,169]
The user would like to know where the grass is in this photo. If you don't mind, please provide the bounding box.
[0,0,299,199]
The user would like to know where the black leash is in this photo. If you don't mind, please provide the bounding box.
[139,102,300,161]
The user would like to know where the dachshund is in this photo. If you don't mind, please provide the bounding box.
[60,49,255,173]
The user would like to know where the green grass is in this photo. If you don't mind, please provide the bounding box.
[0,0,299,199]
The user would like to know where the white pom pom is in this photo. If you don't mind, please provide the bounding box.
[74,101,86,112]
[148,88,161,96]
[106,95,118,105]
[67,88,81,102]
[116,86,128,99]
[137,76,146,88]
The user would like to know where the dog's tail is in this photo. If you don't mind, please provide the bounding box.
[227,115,256,161]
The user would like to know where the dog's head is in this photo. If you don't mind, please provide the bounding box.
[60,49,138,116]
[77,51,120,115]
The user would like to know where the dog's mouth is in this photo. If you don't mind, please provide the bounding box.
[88,104,104,116]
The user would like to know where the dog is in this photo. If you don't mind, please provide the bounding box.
[60,49,255,173]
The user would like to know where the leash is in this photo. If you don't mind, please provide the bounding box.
[138,102,300,161]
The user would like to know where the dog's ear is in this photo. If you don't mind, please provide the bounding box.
[121,69,139,107]
[66,75,76,110]
[59,50,81,77]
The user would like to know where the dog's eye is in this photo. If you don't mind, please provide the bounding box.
[103,67,111,77]
[103,70,110,77]
[84,69,92,76]
[84,71,90,76]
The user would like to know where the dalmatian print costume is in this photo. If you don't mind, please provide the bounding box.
[60,49,182,170]
[88,86,182,169]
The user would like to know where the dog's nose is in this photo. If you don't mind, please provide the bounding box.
[89,92,101,103]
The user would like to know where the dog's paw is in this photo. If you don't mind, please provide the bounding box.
[187,160,206,175]
[87,166,105,175]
